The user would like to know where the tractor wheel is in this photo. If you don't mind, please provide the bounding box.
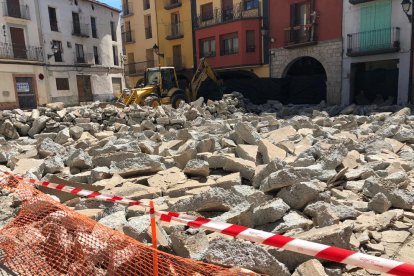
[144,95,161,108]
[171,93,186,109]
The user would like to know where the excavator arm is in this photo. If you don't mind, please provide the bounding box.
[190,58,223,101]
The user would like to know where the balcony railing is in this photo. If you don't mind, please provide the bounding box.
[0,42,43,62]
[347,27,400,57]
[122,30,135,43]
[145,26,152,39]
[2,2,30,20]
[194,1,261,29]
[284,23,317,48]
[123,1,133,16]
[74,53,94,64]
[166,22,183,40]
[164,0,181,10]
[349,0,375,4]
[125,60,155,76]
[72,22,90,37]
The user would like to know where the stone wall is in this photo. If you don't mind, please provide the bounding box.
[270,40,342,105]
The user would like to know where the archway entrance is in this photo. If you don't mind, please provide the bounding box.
[284,56,327,104]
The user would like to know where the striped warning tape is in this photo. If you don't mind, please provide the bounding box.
[2,171,414,276]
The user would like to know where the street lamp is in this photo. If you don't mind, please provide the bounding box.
[152,43,164,58]
[47,43,60,59]
[402,0,412,22]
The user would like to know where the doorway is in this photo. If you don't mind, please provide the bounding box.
[10,27,26,59]
[112,77,122,98]
[76,75,93,102]
[173,45,182,70]
[14,76,37,109]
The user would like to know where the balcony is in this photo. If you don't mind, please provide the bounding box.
[284,24,317,49]
[125,60,155,76]
[0,42,43,62]
[145,26,152,39]
[72,22,90,37]
[74,53,94,64]
[349,0,375,4]
[122,30,135,43]
[164,0,181,10]
[123,1,133,17]
[347,27,400,57]
[194,1,261,29]
[166,22,183,40]
[2,2,30,20]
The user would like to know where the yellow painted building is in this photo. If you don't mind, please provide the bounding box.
[122,0,159,88]
[154,0,194,79]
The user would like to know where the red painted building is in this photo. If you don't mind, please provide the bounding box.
[268,0,343,105]
[192,0,269,77]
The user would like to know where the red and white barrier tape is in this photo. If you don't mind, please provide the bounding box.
[2,171,414,276]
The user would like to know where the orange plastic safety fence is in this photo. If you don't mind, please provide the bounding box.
[0,176,246,276]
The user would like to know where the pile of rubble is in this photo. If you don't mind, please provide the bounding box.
[0,94,414,275]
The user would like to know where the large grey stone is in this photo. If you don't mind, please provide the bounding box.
[110,154,165,177]
[368,193,392,213]
[28,116,49,137]
[67,149,93,170]
[260,168,300,193]
[37,138,65,158]
[98,210,126,230]
[0,120,19,139]
[253,199,290,226]
[277,181,321,209]
[170,230,209,260]
[234,122,261,145]
[183,159,209,177]
[123,215,151,243]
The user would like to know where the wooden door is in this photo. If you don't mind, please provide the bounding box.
[146,49,154,67]
[15,76,36,109]
[112,78,122,98]
[173,45,182,69]
[10,27,26,59]
[360,0,391,50]
[7,0,20,18]
[127,53,135,74]
[77,75,93,102]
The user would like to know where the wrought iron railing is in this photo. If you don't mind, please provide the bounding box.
[166,22,183,39]
[194,1,261,29]
[2,2,30,19]
[145,26,152,39]
[0,42,43,61]
[124,60,155,76]
[123,1,133,16]
[122,31,135,43]
[74,53,94,64]
[347,27,400,56]
[164,0,181,10]
[284,23,316,46]
[72,22,90,37]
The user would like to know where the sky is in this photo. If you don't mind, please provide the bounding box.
[99,0,122,10]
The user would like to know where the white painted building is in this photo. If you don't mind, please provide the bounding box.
[0,0,124,110]
[0,0,47,110]
[342,0,412,105]
[38,0,124,105]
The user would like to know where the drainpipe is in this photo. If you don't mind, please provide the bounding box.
[410,13,414,104]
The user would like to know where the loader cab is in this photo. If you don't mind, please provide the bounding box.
[144,67,179,95]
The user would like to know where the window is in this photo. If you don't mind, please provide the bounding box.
[56,78,69,90]
[93,46,100,64]
[113,45,119,65]
[290,2,310,27]
[145,15,152,39]
[200,38,216,57]
[53,40,63,62]
[48,7,58,32]
[75,44,84,63]
[143,0,150,10]
[110,21,117,41]
[72,12,81,35]
[91,17,97,38]
[243,0,259,10]
[221,33,238,55]
[246,30,255,52]
[201,3,213,21]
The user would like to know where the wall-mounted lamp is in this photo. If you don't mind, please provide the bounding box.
[47,43,60,59]
[402,0,412,22]
[152,43,164,58]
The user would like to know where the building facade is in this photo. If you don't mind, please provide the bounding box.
[122,0,159,88]
[342,0,412,105]
[154,0,195,80]
[0,0,47,110]
[192,0,270,78]
[269,0,343,105]
[39,0,124,105]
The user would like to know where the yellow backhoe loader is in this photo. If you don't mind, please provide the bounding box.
[118,58,224,108]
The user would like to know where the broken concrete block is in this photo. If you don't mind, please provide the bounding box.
[67,149,93,170]
[28,116,49,137]
[170,230,209,260]
[235,144,258,162]
[273,211,313,234]
[55,128,71,145]
[214,202,254,227]
[183,159,210,177]
[234,122,261,145]
[260,168,300,193]
[173,149,197,169]
[69,126,84,140]
[258,139,286,163]
[368,193,392,214]
[13,158,44,179]
[253,198,290,226]
[147,167,187,188]
[44,155,65,174]
[292,259,328,276]
[223,157,255,180]
[123,215,151,243]
[215,173,242,189]
[265,126,297,144]
[37,138,66,158]
[98,210,126,230]
[110,154,165,177]
[277,181,321,209]
[304,202,340,227]
[0,120,19,139]
[252,158,287,188]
